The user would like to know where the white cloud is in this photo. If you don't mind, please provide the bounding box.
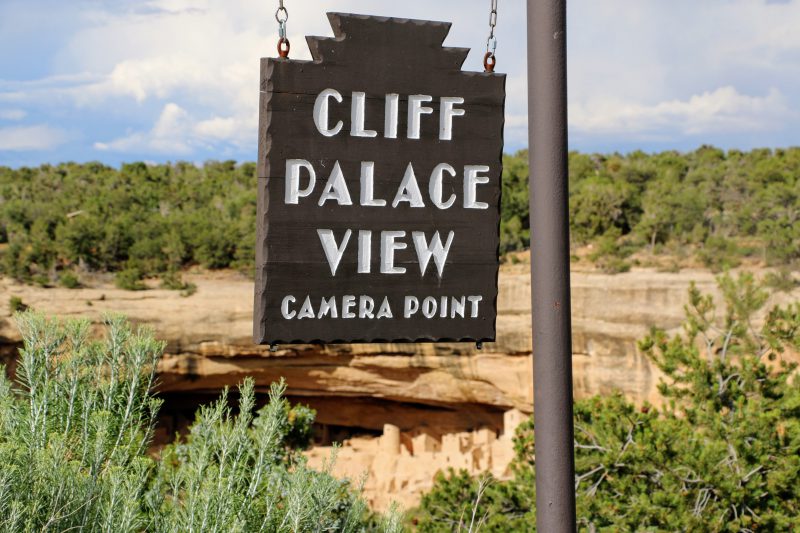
[0,109,26,120]
[4,0,800,158]
[195,116,238,140]
[0,124,68,151]
[570,86,789,137]
[41,0,495,154]
[94,101,253,154]
[95,102,192,154]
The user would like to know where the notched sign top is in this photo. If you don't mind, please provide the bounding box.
[254,12,506,345]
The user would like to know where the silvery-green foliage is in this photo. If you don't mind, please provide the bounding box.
[378,502,406,533]
[0,312,162,532]
[0,312,403,532]
[149,379,376,532]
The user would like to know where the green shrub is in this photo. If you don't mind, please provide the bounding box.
[588,229,632,274]
[115,267,146,291]
[764,268,799,292]
[0,313,400,532]
[180,283,198,297]
[414,274,800,531]
[58,270,81,288]
[159,270,188,290]
[9,295,27,312]
[657,259,681,273]
[32,274,50,288]
[596,255,631,274]
[696,235,742,272]
[500,151,530,253]
[756,182,800,266]
[159,271,198,297]
[569,175,635,244]
[415,471,532,532]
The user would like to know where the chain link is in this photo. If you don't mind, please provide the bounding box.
[275,0,288,38]
[275,0,289,58]
[486,0,498,55]
[483,0,498,72]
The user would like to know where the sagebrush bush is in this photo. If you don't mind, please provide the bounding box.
[0,312,403,532]
[0,313,162,531]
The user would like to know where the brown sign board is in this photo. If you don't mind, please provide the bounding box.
[254,13,506,345]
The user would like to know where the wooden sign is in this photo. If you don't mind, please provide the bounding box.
[254,13,506,344]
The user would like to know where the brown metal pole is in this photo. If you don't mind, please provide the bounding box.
[527,0,577,530]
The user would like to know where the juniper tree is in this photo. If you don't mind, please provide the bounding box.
[414,273,800,532]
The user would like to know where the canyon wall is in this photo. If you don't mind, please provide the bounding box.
[0,267,748,416]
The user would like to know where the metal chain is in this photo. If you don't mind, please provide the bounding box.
[275,0,290,58]
[484,0,498,72]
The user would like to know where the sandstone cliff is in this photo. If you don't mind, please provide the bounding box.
[6,267,792,416]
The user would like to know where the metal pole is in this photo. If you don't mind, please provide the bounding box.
[527,0,576,531]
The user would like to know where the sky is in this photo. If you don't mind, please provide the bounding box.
[0,0,798,167]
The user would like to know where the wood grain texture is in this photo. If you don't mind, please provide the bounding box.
[255,12,505,345]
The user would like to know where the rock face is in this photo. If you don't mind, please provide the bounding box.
[2,267,797,508]
[306,409,529,511]
[3,268,797,419]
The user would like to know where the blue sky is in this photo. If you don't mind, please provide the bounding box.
[1,0,798,167]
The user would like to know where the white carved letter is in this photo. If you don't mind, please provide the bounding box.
[404,296,419,318]
[429,163,457,209]
[392,163,425,208]
[318,161,353,206]
[285,159,316,204]
[412,231,455,277]
[384,93,399,138]
[317,229,352,276]
[318,296,338,318]
[407,94,433,139]
[360,161,386,206]
[297,297,315,319]
[422,296,437,318]
[342,295,356,318]
[358,230,372,273]
[464,165,490,209]
[376,297,393,319]
[439,96,465,140]
[468,295,483,317]
[439,296,448,318]
[281,295,296,319]
[351,91,377,137]
[380,230,407,274]
[358,295,375,319]
[451,296,466,318]
[313,88,343,137]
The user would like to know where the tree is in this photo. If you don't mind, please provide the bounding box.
[414,274,800,531]
[569,176,635,244]
[500,151,531,254]
[2,148,798,283]
[635,175,706,251]
[755,182,800,265]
